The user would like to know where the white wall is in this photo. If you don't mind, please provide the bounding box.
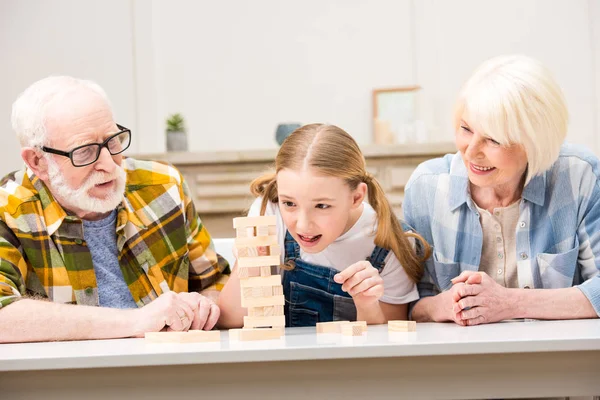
[0,0,599,173]
[0,0,138,172]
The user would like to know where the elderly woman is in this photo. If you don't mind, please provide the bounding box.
[405,55,600,325]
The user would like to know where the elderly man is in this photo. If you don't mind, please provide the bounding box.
[0,76,230,343]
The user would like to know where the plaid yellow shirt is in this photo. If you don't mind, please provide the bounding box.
[0,157,230,308]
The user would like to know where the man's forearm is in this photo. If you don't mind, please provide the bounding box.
[0,298,139,343]
[514,287,597,320]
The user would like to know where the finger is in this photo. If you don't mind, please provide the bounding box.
[465,315,486,326]
[341,268,375,292]
[455,282,483,299]
[460,306,482,320]
[348,276,382,297]
[451,282,466,303]
[194,297,212,330]
[452,295,480,313]
[204,303,221,330]
[257,246,268,256]
[451,270,478,284]
[466,273,483,285]
[362,284,384,297]
[334,261,369,284]
[178,301,195,331]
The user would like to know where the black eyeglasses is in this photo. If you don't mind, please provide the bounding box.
[41,124,132,167]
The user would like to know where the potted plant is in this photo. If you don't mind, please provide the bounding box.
[166,113,188,151]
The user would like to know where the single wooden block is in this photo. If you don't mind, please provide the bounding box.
[264,305,284,316]
[272,285,283,296]
[261,286,274,297]
[239,275,281,288]
[268,225,277,235]
[248,306,265,317]
[229,327,283,341]
[341,322,368,337]
[268,244,281,256]
[237,255,280,268]
[236,227,255,238]
[234,235,278,247]
[237,247,249,257]
[256,225,270,237]
[260,266,272,276]
[233,215,277,229]
[242,294,285,308]
[316,321,350,334]
[145,330,221,343]
[237,266,260,278]
[388,320,417,332]
[244,315,285,328]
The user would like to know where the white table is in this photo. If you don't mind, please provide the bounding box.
[2,319,600,399]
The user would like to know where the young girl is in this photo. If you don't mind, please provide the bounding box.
[218,124,430,327]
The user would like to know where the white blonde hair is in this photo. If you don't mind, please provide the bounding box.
[11,76,113,148]
[453,55,568,183]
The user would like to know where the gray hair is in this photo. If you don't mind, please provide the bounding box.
[11,76,114,147]
[453,55,569,184]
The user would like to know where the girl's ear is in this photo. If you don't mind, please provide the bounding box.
[351,182,367,208]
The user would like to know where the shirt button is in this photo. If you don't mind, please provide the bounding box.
[496,237,502,243]
[495,224,500,230]
[84,287,94,295]
[520,252,528,260]
[497,268,503,275]
[498,253,504,259]
[494,211,500,217]
[75,239,83,245]
[519,221,526,228]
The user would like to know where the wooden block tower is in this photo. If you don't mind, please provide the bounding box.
[230,216,285,340]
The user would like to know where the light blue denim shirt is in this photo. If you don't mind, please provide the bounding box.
[404,143,600,315]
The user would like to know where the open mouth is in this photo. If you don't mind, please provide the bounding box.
[95,180,114,188]
[470,163,496,174]
[297,233,322,247]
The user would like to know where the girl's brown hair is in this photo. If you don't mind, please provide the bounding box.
[250,123,430,283]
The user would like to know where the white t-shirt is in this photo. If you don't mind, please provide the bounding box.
[248,198,419,305]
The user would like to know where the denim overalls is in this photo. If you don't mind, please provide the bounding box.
[282,231,389,327]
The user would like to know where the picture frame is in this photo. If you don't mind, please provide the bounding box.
[372,86,421,145]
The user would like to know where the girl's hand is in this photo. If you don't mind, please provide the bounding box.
[333,260,384,305]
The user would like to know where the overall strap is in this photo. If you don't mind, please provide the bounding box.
[366,245,389,271]
[284,230,300,262]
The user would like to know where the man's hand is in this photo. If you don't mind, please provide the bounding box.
[133,292,195,336]
[450,271,514,326]
[333,261,384,306]
[178,292,220,330]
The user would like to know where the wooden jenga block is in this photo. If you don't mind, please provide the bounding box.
[261,286,273,297]
[256,225,270,236]
[236,226,255,238]
[237,247,249,257]
[244,315,285,328]
[316,320,366,334]
[242,294,285,308]
[341,322,368,336]
[268,225,277,235]
[239,275,281,288]
[269,244,281,256]
[264,305,284,316]
[145,330,221,343]
[316,321,350,334]
[248,306,265,317]
[237,266,260,278]
[238,255,280,268]
[229,327,283,341]
[235,235,278,247]
[233,215,277,229]
[272,285,283,296]
[260,266,272,276]
[388,320,417,332]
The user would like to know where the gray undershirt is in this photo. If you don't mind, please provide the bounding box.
[83,210,137,309]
